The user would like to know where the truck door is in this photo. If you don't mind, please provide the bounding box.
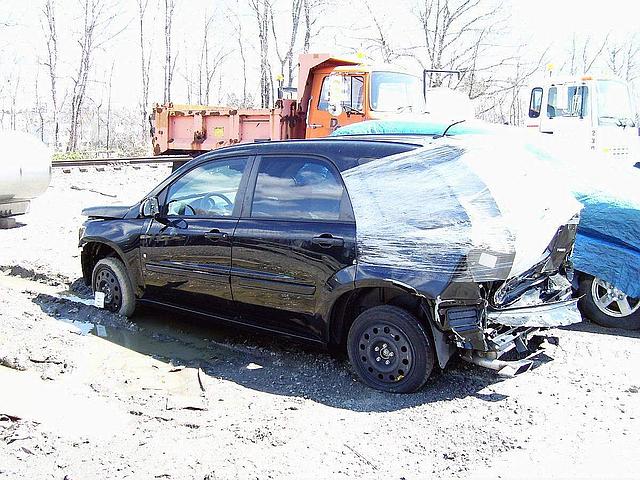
[541,84,592,141]
[306,74,365,138]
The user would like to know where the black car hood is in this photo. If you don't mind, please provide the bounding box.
[82,205,133,219]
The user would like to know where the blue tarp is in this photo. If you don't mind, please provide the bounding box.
[334,119,640,298]
[332,119,498,137]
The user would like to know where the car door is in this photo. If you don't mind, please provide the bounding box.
[231,154,357,342]
[140,156,252,315]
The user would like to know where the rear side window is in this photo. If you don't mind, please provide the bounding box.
[529,87,543,118]
[251,156,349,221]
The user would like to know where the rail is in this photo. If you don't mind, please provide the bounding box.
[51,155,191,168]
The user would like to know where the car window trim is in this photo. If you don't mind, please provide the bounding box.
[160,155,256,220]
[242,153,355,223]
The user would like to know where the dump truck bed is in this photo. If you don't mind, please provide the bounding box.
[151,102,301,156]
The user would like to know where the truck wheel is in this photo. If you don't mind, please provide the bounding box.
[91,257,136,317]
[347,305,435,393]
[578,275,640,330]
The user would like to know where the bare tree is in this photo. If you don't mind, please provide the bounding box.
[607,34,640,82]
[355,0,415,63]
[9,73,20,130]
[32,66,47,141]
[163,0,177,104]
[270,0,303,88]
[564,34,610,75]
[414,0,510,98]
[197,14,229,104]
[67,0,122,152]
[227,2,249,106]
[479,47,549,124]
[105,61,115,150]
[42,0,59,148]
[250,0,273,108]
[137,0,152,140]
[302,0,330,52]
[182,45,194,104]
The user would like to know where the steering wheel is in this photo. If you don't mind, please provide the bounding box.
[202,193,233,211]
[182,203,197,216]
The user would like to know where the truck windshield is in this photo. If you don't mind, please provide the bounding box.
[596,80,636,126]
[370,72,425,112]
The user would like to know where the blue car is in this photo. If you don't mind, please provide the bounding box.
[334,119,640,330]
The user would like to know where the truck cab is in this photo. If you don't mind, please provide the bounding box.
[526,76,639,164]
[304,62,426,138]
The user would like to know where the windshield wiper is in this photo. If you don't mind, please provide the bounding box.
[599,115,636,127]
[433,119,466,139]
[343,105,364,115]
[618,117,637,128]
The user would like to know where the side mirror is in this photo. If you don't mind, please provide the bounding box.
[140,197,160,218]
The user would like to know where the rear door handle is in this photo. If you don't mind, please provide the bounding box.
[312,234,344,248]
[204,229,228,241]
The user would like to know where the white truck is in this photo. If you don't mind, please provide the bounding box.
[525,76,640,329]
[525,75,639,164]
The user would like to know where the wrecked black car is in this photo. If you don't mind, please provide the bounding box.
[79,136,582,392]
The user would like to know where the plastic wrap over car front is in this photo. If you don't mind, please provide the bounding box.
[341,137,583,297]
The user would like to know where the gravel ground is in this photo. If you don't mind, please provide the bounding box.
[1,166,639,479]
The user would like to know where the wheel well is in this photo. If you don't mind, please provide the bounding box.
[328,286,431,350]
[81,242,120,285]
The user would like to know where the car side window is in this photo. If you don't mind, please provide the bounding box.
[251,156,348,221]
[164,157,248,217]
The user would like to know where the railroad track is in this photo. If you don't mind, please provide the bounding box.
[52,155,191,168]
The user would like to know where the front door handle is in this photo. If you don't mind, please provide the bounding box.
[308,123,324,129]
[204,229,228,241]
[312,234,344,248]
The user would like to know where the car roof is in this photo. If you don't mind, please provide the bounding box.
[192,136,430,172]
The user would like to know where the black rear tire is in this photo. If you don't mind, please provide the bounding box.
[347,305,435,393]
[91,257,136,317]
[578,275,640,330]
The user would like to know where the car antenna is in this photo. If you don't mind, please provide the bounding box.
[433,119,466,139]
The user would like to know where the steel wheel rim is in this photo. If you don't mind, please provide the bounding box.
[592,277,640,318]
[94,267,122,313]
[357,322,413,384]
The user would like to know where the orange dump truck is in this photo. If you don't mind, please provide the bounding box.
[151,53,427,158]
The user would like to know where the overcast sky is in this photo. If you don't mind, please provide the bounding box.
[0,0,638,112]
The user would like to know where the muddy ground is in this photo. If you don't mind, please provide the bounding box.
[1,166,639,480]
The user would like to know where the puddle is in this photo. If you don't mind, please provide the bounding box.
[0,271,264,369]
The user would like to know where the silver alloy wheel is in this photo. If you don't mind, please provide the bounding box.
[591,277,640,318]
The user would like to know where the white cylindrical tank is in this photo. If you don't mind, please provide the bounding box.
[0,131,52,217]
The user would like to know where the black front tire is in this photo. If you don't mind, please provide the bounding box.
[578,275,640,330]
[347,305,435,393]
[91,257,136,317]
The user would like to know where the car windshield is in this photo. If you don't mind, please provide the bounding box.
[370,72,425,113]
[596,80,635,126]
